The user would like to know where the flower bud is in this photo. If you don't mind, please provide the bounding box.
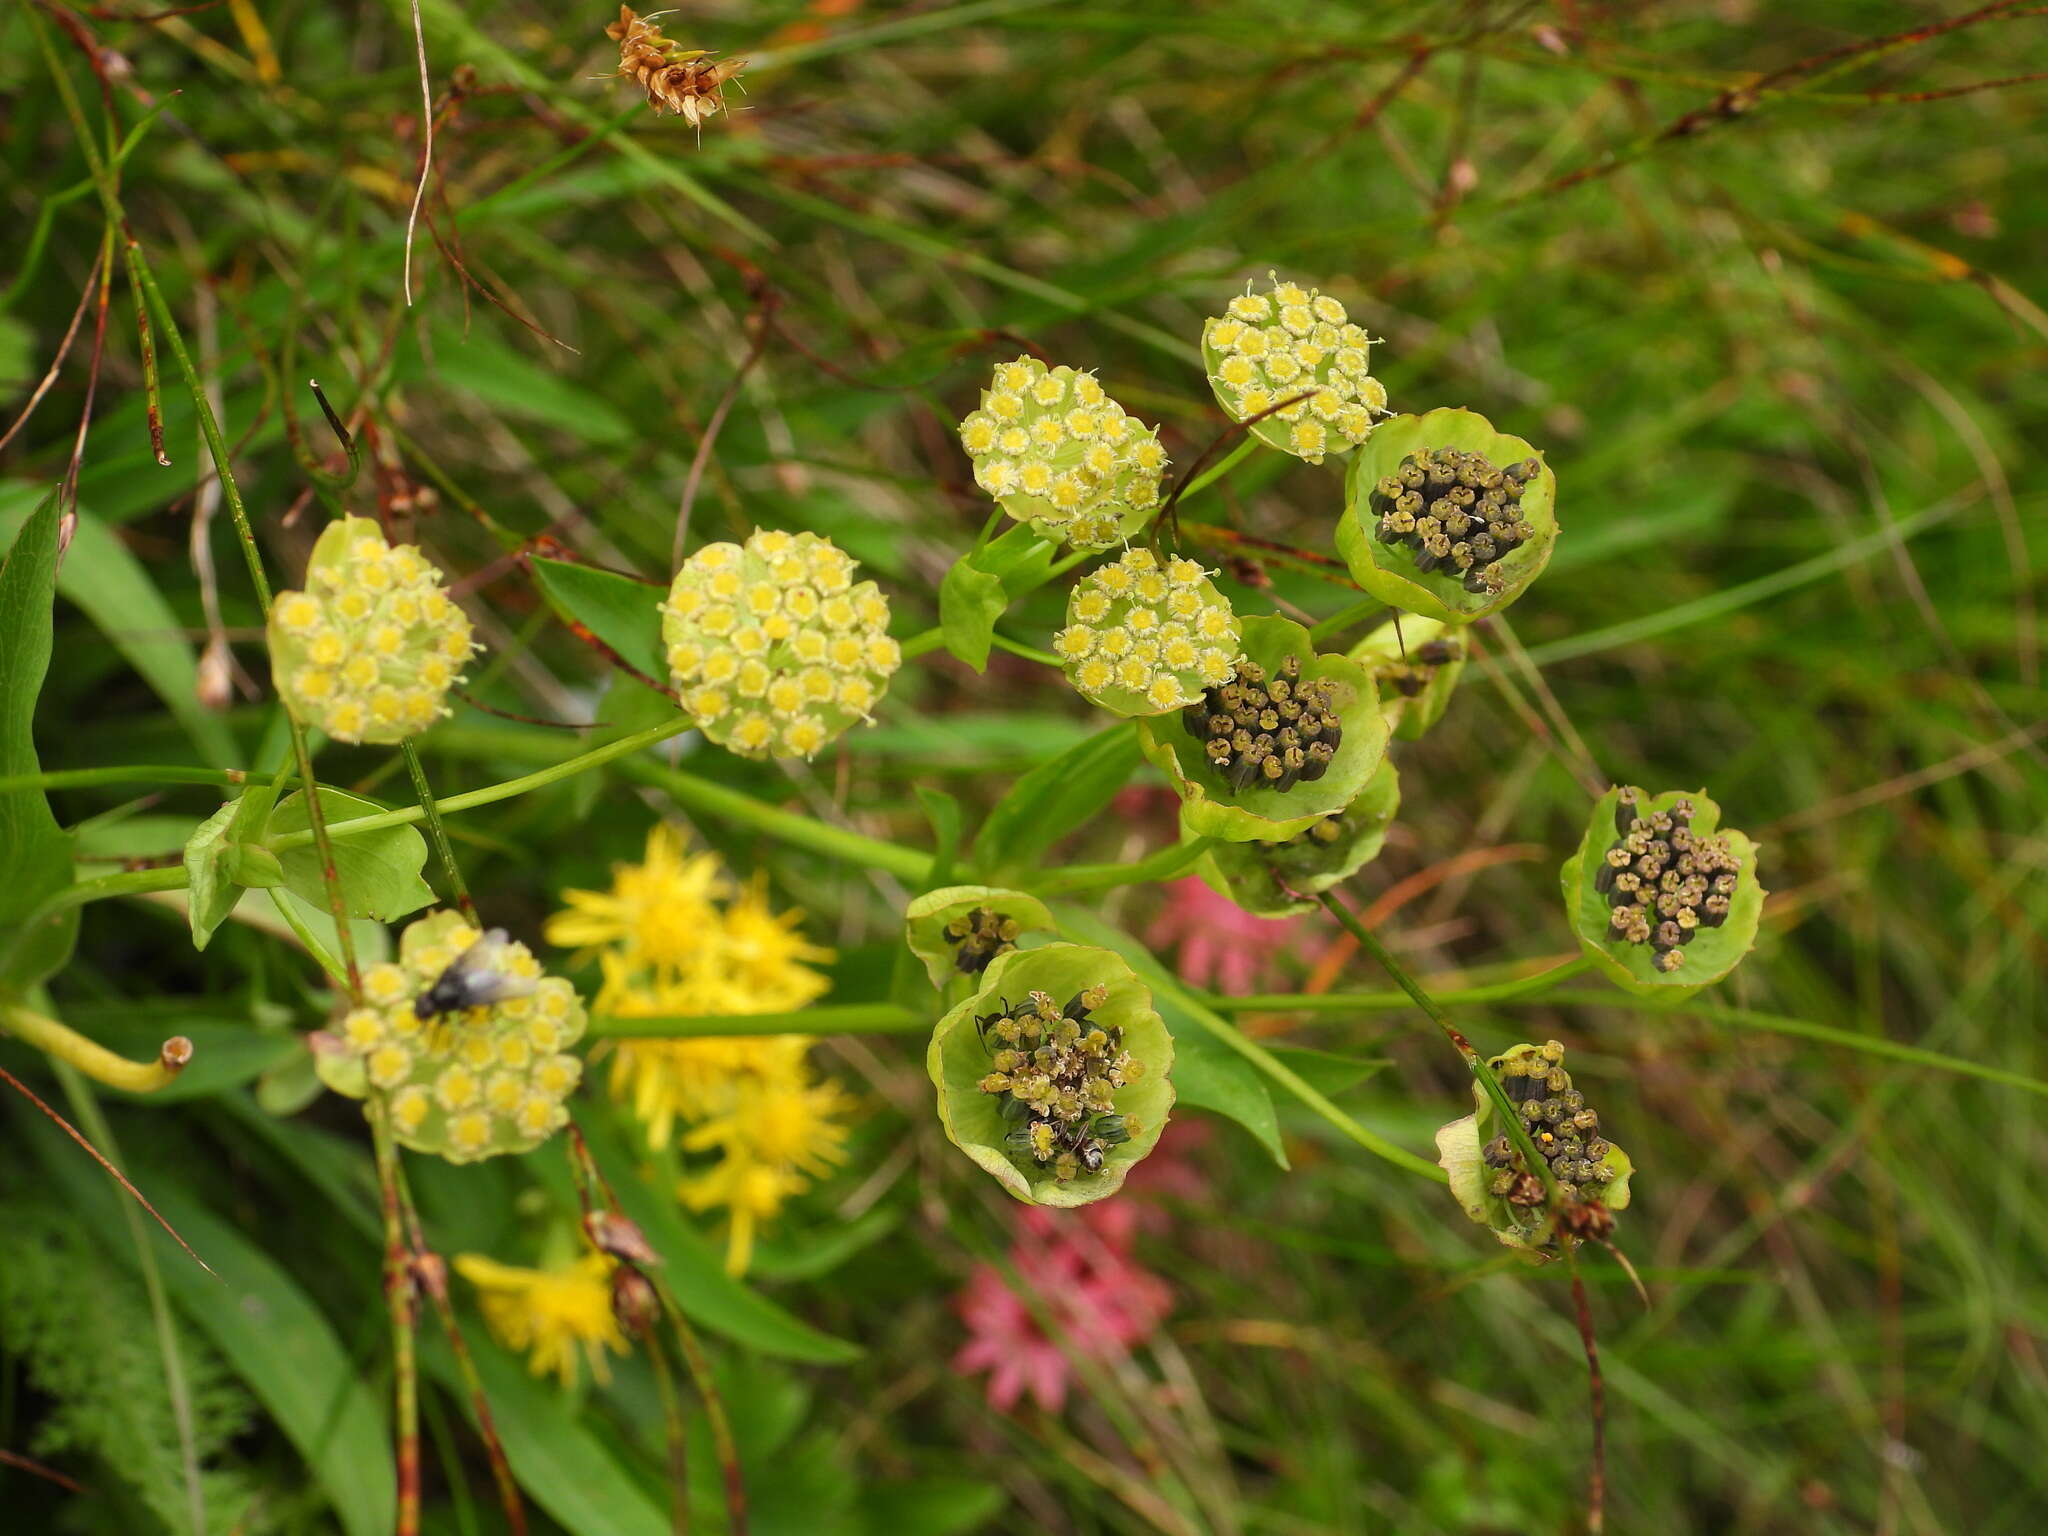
[1201,275,1388,463]
[610,1265,663,1337]
[959,358,1169,549]
[268,516,478,744]
[661,528,900,760]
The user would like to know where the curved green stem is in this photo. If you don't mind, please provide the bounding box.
[587,1002,925,1039]
[1211,957,1595,1014]
[1030,836,1215,897]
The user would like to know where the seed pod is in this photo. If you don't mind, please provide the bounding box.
[904,886,1056,989]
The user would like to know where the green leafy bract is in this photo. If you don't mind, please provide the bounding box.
[927,943,1174,1207]
[1560,784,1765,998]
[1200,757,1401,916]
[1348,614,1467,740]
[1336,408,1559,624]
[1137,613,1389,844]
[903,884,1055,988]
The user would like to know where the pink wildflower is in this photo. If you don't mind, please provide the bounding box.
[952,1214,1172,1413]
[1146,875,1302,994]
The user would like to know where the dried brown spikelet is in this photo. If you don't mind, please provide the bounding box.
[607,6,746,128]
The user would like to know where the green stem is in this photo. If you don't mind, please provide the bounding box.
[266,718,694,852]
[645,1335,691,1536]
[1307,596,1383,647]
[370,1105,423,1536]
[989,632,1062,667]
[0,765,263,795]
[1210,957,1595,1014]
[587,1003,925,1039]
[402,741,474,919]
[1030,836,1215,897]
[1316,893,1560,1200]
[654,1284,747,1536]
[1178,1002,1445,1182]
[265,889,351,992]
[1176,435,1260,505]
[1540,991,2048,1100]
[286,720,359,992]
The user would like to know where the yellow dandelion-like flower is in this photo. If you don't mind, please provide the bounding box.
[543,822,728,983]
[679,1064,854,1274]
[454,1253,627,1389]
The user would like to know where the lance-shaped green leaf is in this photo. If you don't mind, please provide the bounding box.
[1560,784,1765,999]
[1348,614,1467,741]
[1336,408,1559,625]
[1199,757,1400,917]
[1436,1041,1633,1258]
[904,885,1055,988]
[973,719,1140,877]
[927,944,1173,1207]
[531,555,667,680]
[0,490,77,990]
[264,787,435,922]
[1137,613,1388,844]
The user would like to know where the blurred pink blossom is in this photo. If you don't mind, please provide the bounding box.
[1146,875,1302,995]
[952,1212,1173,1413]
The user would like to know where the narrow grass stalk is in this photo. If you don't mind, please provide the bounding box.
[396,1179,526,1536]
[655,1284,746,1536]
[1031,837,1215,897]
[371,1105,423,1536]
[646,1335,692,1536]
[402,740,475,919]
[1209,956,1595,1013]
[52,1062,208,1536]
[1565,1246,1609,1532]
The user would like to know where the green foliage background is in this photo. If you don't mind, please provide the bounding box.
[3,1,2045,1532]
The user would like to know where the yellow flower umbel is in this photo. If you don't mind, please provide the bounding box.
[661,529,901,761]
[548,825,850,1271]
[1056,548,1241,718]
[958,358,1169,550]
[454,1252,626,1388]
[680,1063,855,1274]
[1202,275,1388,464]
[268,515,479,744]
[317,911,587,1163]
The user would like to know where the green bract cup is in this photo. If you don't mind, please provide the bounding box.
[903,885,1056,988]
[1435,1042,1633,1257]
[1137,614,1388,844]
[1560,785,1765,999]
[926,944,1174,1208]
[1348,615,1467,741]
[1199,759,1400,917]
[1335,408,1559,625]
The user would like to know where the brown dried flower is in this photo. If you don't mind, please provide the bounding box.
[607,6,745,128]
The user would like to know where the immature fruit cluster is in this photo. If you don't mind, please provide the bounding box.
[269,516,478,745]
[976,987,1144,1184]
[1382,636,1461,700]
[1178,654,1341,794]
[1202,276,1387,463]
[662,529,902,760]
[329,913,586,1164]
[1596,788,1745,973]
[959,358,1169,549]
[944,907,1023,976]
[1055,548,1239,715]
[1482,1041,1619,1203]
[1367,446,1540,596]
